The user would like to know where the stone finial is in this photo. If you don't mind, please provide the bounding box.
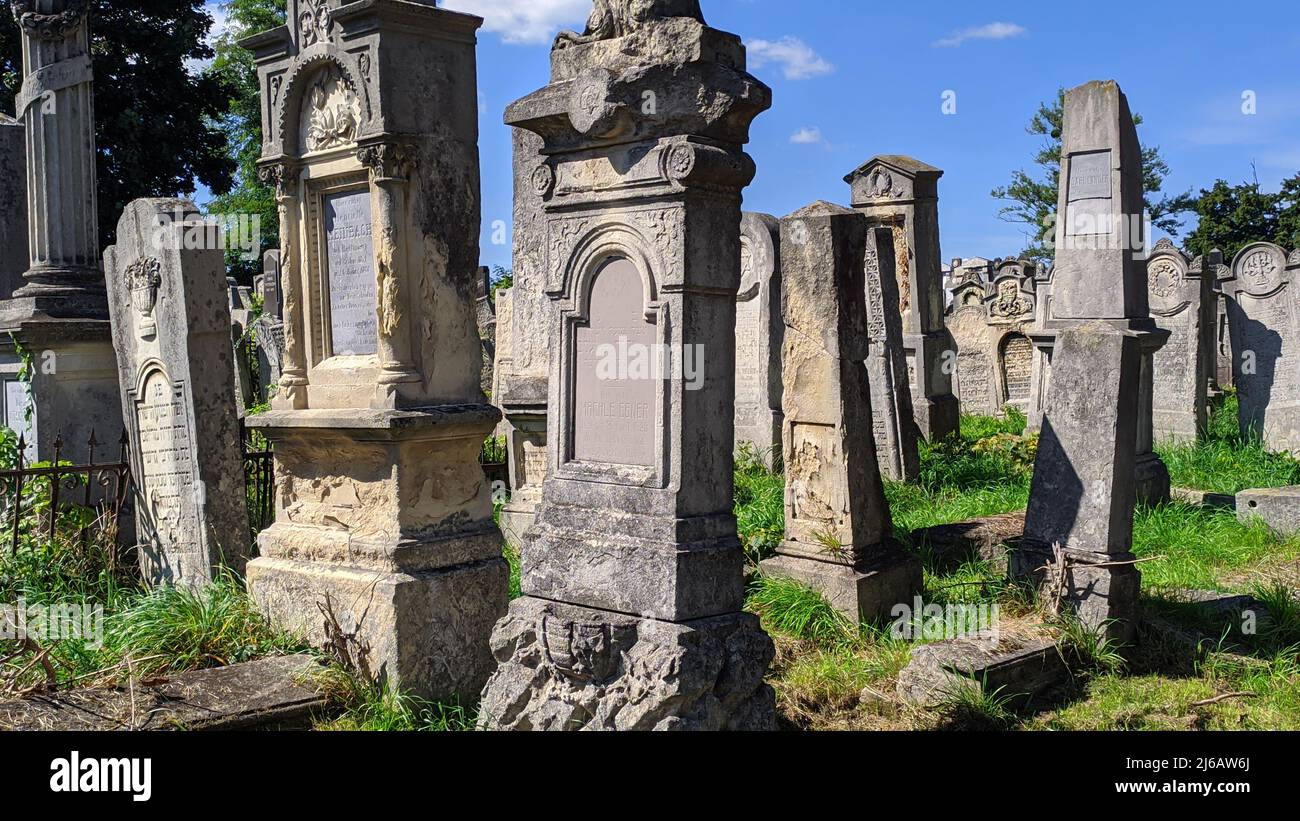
[555,0,706,48]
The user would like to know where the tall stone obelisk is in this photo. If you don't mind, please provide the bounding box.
[0,0,121,463]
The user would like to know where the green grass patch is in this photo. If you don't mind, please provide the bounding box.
[1132,503,1284,590]
[1159,392,1300,493]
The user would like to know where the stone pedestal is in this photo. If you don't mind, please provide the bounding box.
[757,203,922,623]
[479,8,777,730]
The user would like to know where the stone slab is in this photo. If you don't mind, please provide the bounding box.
[1171,487,1237,510]
[1237,486,1300,538]
[760,550,923,623]
[897,632,1068,708]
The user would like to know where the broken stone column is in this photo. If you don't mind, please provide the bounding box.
[1016,80,1162,643]
[862,225,919,481]
[104,199,250,587]
[240,1,506,701]
[1147,240,1217,443]
[734,212,784,462]
[845,155,959,442]
[758,203,922,623]
[0,0,122,465]
[479,5,777,731]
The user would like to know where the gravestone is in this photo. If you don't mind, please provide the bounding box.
[1016,81,1161,643]
[1147,239,1217,443]
[241,1,506,702]
[0,1,122,467]
[493,129,550,549]
[734,212,783,460]
[947,259,1038,417]
[845,155,960,442]
[475,266,496,396]
[1223,242,1300,453]
[104,199,250,587]
[863,225,919,480]
[759,203,922,622]
[256,249,283,319]
[250,313,285,403]
[479,4,777,730]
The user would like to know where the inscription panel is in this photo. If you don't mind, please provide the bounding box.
[734,295,762,429]
[323,189,378,356]
[573,258,656,467]
[1001,335,1033,403]
[135,370,196,547]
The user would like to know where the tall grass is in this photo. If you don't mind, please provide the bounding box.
[1159,392,1300,493]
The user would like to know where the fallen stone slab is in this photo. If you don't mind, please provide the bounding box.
[897,630,1068,709]
[910,511,1025,573]
[1237,487,1300,538]
[0,654,327,731]
[1171,487,1237,510]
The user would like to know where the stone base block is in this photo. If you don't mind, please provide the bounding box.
[1135,451,1171,506]
[478,597,776,731]
[1237,486,1300,538]
[760,550,923,623]
[498,505,537,550]
[913,392,960,443]
[1011,546,1140,645]
[897,632,1068,708]
[248,555,507,702]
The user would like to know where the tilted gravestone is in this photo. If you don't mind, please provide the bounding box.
[734,212,783,461]
[240,1,506,701]
[1223,242,1300,453]
[759,203,922,622]
[479,4,777,730]
[1017,81,1161,643]
[1146,239,1218,443]
[947,259,1038,418]
[844,155,960,442]
[104,199,250,588]
[863,225,919,480]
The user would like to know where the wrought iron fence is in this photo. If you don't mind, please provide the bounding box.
[0,431,131,557]
[479,434,508,487]
[243,430,275,536]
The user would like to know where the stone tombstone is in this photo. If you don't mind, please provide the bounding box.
[759,203,922,622]
[104,199,250,588]
[1017,81,1163,641]
[0,115,26,302]
[1146,239,1216,443]
[493,129,550,549]
[257,249,283,319]
[1223,242,1300,453]
[947,259,1038,417]
[862,225,919,481]
[1025,81,1169,506]
[479,3,778,731]
[250,313,285,403]
[0,1,122,468]
[1213,259,1234,391]
[474,265,496,395]
[845,155,959,442]
[240,0,506,702]
[734,212,783,460]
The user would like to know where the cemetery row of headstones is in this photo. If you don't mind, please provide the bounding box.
[3,2,1299,731]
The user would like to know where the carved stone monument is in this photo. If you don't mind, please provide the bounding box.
[845,155,959,442]
[1016,81,1160,643]
[734,212,783,460]
[0,115,26,302]
[948,259,1038,417]
[256,249,283,319]
[862,225,919,480]
[479,3,777,730]
[240,0,507,701]
[759,203,922,622]
[1223,242,1300,453]
[1147,240,1217,443]
[104,199,250,587]
[0,0,122,466]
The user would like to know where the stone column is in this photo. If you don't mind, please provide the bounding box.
[759,203,922,622]
[479,8,777,730]
[845,155,960,442]
[259,163,308,411]
[361,142,420,397]
[0,116,27,301]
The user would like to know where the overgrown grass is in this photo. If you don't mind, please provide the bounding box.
[1133,503,1285,589]
[313,665,477,731]
[734,444,785,564]
[1159,391,1300,493]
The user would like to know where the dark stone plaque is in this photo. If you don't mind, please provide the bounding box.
[323,189,377,356]
[1068,151,1112,201]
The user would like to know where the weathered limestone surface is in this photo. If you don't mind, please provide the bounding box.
[1237,486,1300,538]
[862,225,919,481]
[1147,240,1217,443]
[947,259,1038,417]
[0,115,26,302]
[480,4,777,730]
[897,631,1067,708]
[104,199,251,587]
[757,202,921,623]
[845,155,959,442]
[734,211,783,459]
[1223,242,1300,454]
[241,1,506,701]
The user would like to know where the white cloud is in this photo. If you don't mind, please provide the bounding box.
[790,127,824,145]
[441,0,590,45]
[933,22,1027,48]
[747,36,834,80]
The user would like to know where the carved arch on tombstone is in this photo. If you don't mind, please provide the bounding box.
[276,50,368,158]
[1232,242,1289,299]
[559,222,663,322]
[999,332,1034,406]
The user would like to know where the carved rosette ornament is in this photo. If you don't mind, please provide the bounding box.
[530,164,555,198]
[664,143,696,181]
[1147,258,1181,300]
[126,257,162,339]
[11,0,88,40]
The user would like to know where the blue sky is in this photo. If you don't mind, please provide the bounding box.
[207,0,1300,270]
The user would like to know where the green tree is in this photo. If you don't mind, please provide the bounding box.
[991,89,1195,263]
[0,1,237,245]
[1183,171,1300,261]
[206,0,286,283]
